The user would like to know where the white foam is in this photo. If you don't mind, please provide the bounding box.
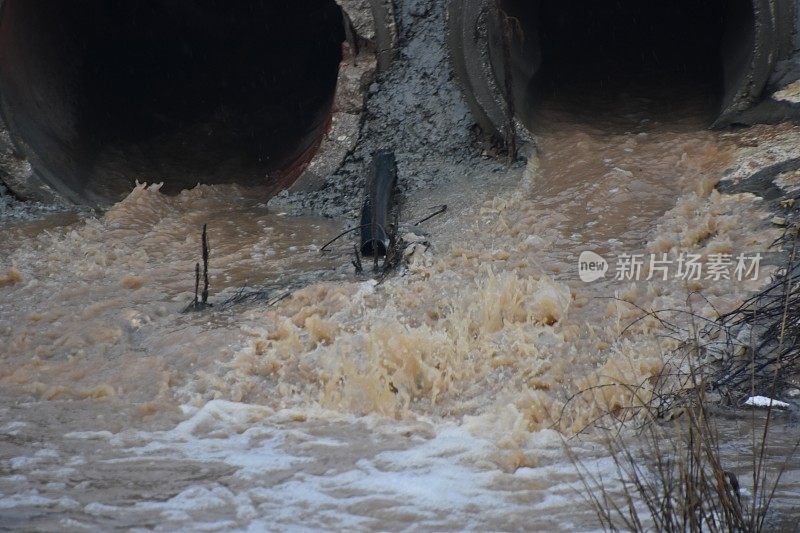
[84,501,121,516]
[107,411,601,529]
[0,490,78,511]
[0,403,609,530]
[744,396,791,409]
[64,430,115,440]
[58,517,93,530]
[138,485,238,512]
[110,404,299,480]
[0,421,27,435]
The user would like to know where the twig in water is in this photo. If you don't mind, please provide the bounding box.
[377,213,407,284]
[201,223,210,306]
[194,262,200,308]
[414,205,448,226]
[320,223,384,253]
[184,224,213,313]
[352,244,363,274]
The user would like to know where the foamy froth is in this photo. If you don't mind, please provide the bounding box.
[2,118,800,529]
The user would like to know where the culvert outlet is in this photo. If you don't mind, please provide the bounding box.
[0,0,354,206]
[448,0,796,140]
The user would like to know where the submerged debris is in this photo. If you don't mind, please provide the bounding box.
[320,149,432,280]
[216,288,292,312]
[707,225,800,403]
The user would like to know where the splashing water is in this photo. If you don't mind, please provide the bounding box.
[2,96,800,529]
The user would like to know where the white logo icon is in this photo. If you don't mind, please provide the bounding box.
[579,251,608,283]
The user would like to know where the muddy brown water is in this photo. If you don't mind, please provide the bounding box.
[2,88,800,530]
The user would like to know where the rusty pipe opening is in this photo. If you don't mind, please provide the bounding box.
[0,0,345,206]
[508,0,747,125]
[450,0,788,140]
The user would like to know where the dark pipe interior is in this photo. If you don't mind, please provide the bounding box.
[497,0,755,129]
[0,0,344,204]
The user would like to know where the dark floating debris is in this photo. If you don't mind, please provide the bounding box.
[217,287,292,312]
[710,225,800,402]
[182,152,439,313]
[322,150,437,280]
[360,149,398,258]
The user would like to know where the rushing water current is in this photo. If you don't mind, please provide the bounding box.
[2,88,800,530]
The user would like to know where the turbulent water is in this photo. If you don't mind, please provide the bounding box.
[2,90,800,530]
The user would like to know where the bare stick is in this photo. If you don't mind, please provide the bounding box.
[194,262,200,309]
[414,205,448,226]
[320,223,386,253]
[201,223,210,305]
[352,244,363,274]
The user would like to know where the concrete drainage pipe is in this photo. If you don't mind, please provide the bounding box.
[0,0,395,206]
[448,0,797,141]
[1,0,797,206]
